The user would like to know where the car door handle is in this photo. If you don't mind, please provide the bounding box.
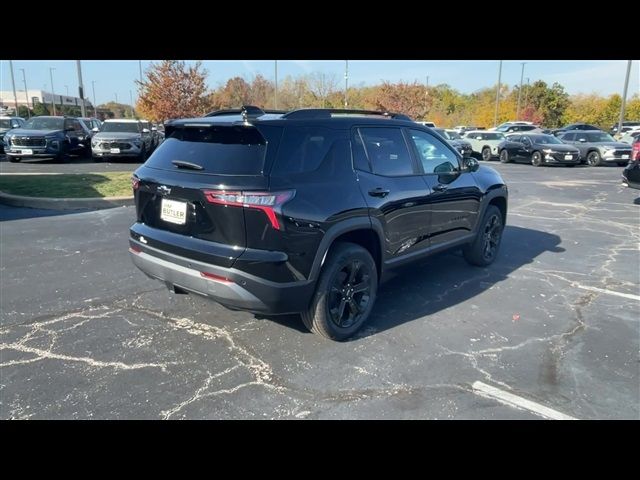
[368,188,390,198]
[433,184,448,192]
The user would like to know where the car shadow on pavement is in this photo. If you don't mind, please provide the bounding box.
[263,225,564,337]
[0,205,91,221]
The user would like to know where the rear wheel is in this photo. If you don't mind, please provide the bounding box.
[301,242,378,341]
[499,149,510,163]
[586,151,601,166]
[463,205,504,267]
[482,147,492,161]
[531,151,543,167]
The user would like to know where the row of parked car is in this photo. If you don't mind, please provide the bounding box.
[426,120,637,168]
[0,115,164,162]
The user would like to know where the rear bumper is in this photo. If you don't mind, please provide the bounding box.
[129,238,315,314]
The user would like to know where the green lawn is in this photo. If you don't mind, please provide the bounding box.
[0,173,134,198]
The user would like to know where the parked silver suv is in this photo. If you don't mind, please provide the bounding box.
[91,119,153,162]
[558,130,633,166]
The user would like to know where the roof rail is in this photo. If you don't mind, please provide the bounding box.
[282,108,413,121]
[204,105,287,118]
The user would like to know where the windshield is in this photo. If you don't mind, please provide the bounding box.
[445,130,461,140]
[101,122,140,133]
[531,134,562,144]
[585,132,616,142]
[0,119,14,129]
[473,132,504,140]
[23,117,64,130]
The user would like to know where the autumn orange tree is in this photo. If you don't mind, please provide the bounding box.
[136,60,210,122]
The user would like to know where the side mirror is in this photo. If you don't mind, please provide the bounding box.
[92,127,99,133]
[475,136,482,140]
[11,123,20,129]
[465,157,480,172]
[151,126,157,131]
[142,128,150,133]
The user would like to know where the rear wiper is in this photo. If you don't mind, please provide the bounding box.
[172,160,204,170]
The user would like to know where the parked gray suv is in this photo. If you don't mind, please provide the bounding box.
[558,130,633,166]
[91,119,153,161]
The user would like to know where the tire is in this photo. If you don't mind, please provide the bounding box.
[139,145,147,162]
[617,161,628,167]
[463,205,504,267]
[481,147,492,161]
[586,150,601,167]
[92,155,102,163]
[499,149,510,163]
[566,164,576,167]
[301,242,378,341]
[531,151,543,167]
[9,156,21,163]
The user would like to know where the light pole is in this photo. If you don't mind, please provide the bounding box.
[129,90,134,118]
[516,62,526,119]
[139,60,143,83]
[617,60,633,137]
[91,80,97,118]
[49,67,56,116]
[76,60,86,117]
[19,68,30,119]
[64,85,69,96]
[344,60,349,108]
[274,60,278,109]
[115,93,118,104]
[8,60,19,117]
[524,77,530,109]
[493,60,503,128]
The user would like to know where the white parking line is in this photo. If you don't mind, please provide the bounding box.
[574,284,640,302]
[472,381,577,420]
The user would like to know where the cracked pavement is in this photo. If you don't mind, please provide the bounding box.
[1,163,638,419]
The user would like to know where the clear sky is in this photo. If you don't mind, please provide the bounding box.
[1,60,638,107]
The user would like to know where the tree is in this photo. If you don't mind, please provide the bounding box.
[525,80,569,128]
[209,77,252,110]
[136,60,210,122]
[374,81,433,120]
[32,103,49,116]
[17,106,32,117]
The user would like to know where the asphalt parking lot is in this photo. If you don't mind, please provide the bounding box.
[1,162,638,419]
[0,154,141,174]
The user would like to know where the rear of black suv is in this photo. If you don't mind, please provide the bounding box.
[130,108,508,340]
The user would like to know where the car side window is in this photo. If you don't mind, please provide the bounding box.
[408,129,460,174]
[563,133,575,141]
[352,130,371,172]
[358,127,414,177]
[70,119,83,134]
[510,135,522,143]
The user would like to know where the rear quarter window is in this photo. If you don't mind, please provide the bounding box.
[272,126,346,175]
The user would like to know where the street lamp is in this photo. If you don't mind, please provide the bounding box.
[64,85,69,96]
[493,60,503,128]
[516,62,526,119]
[92,80,97,118]
[49,67,57,115]
[344,60,349,108]
[19,68,30,119]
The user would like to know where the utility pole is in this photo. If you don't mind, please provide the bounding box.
[130,90,134,118]
[76,60,87,117]
[115,93,118,104]
[493,60,503,128]
[91,81,97,118]
[344,60,349,108]
[49,67,56,116]
[516,62,526,119]
[139,60,143,83]
[274,60,278,109]
[19,69,31,118]
[524,77,530,108]
[8,60,19,117]
[617,60,633,137]
[64,85,69,96]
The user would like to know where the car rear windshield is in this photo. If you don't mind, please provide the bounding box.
[0,119,13,128]
[24,117,64,130]
[145,124,272,175]
[102,122,140,133]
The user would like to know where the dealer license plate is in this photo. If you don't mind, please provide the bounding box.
[160,199,187,225]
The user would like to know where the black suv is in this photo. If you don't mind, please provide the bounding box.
[129,107,508,340]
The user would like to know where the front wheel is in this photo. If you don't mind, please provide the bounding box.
[463,205,504,267]
[617,161,628,167]
[301,242,378,341]
[499,149,510,163]
[9,156,21,163]
[482,147,492,161]
[586,151,601,167]
[531,151,544,167]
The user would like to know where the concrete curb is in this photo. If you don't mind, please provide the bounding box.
[0,190,134,210]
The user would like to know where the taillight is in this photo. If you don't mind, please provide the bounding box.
[202,190,295,230]
[129,246,141,254]
[131,175,140,191]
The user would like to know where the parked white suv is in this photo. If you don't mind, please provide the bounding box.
[464,130,507,161]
